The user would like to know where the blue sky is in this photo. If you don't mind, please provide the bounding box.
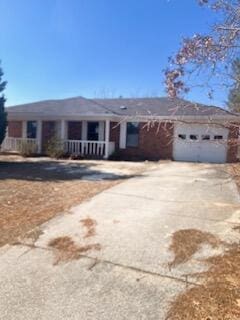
[0,0,226,107]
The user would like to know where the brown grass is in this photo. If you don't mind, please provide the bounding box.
[228,163,240,195]
[0,156,119,247]
[166,244,240,320]
[168,229,220,268]
[24,228,43,243]
[80,217,97,238]
[166,165,240,319]
[48,236,101,265]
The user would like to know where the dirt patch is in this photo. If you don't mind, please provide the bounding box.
[166,244,240,320]
[233,225,240,233]
[0,156,121,247]
[48,236,101,265]
[80,217,97,238]
[168,229,220,268]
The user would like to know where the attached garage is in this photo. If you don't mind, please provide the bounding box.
[173,123,229,163]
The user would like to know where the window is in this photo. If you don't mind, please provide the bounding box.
[27,121,37,139]
[68,121,82,140]
[126,122,139,147]
[178,134,186,140]
[202,135,210,140]
[214,135,223,140]
[189,134,198,140]
[87,122,99,141]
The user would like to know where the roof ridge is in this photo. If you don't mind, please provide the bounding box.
[94,96,163,100]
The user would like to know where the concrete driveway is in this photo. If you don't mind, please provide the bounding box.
[0,162,240,320]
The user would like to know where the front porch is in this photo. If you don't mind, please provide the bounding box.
[1,119,116,159]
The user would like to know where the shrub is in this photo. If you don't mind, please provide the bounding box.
[45,136,65,159]
[108,150,147,162]
[18,141,38,157]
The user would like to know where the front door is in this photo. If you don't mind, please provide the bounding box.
[87,122,99,141]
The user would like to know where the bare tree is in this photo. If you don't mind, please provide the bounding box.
[165,0,240,100]
[228,58,240,112]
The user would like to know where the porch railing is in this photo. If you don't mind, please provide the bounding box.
[1,137,38,152]
[1,137,115,158]
[64,140,106,157]
[64,140,115,158]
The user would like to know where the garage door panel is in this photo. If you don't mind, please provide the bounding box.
[173,123,228,163]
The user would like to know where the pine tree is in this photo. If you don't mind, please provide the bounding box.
[228,58,240,113]
[0,63,7,145]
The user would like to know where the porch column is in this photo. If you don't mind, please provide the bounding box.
[104,119,110,159]
[99,121,105,141]
[60,120,66,140]
[37,120,42,154]
[82,121,87,140]
[22,121,27,138]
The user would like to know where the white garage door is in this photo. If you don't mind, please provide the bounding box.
[173,123,229,163]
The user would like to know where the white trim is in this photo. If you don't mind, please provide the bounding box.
[120,121,127,149]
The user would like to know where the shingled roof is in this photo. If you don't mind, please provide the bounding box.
[7,96,113,116]
[7,96,236,118]
[93,97,233,117]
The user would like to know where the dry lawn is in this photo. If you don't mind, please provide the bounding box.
[167,165,240,319]
[48,236,101,265]
[167,241,240,320]
[168,229,220,268]
[229,163,240,190]
[0,155,134,247]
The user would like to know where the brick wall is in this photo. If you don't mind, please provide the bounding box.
[110,122,120,149]
[110,121,174,161]
[68,121,82,140]
[8,121,22,138]
[139,122,173,160]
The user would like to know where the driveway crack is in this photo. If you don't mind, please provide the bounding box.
[14,242,200,288]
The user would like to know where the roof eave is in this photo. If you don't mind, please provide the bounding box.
[7,111,240,123]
